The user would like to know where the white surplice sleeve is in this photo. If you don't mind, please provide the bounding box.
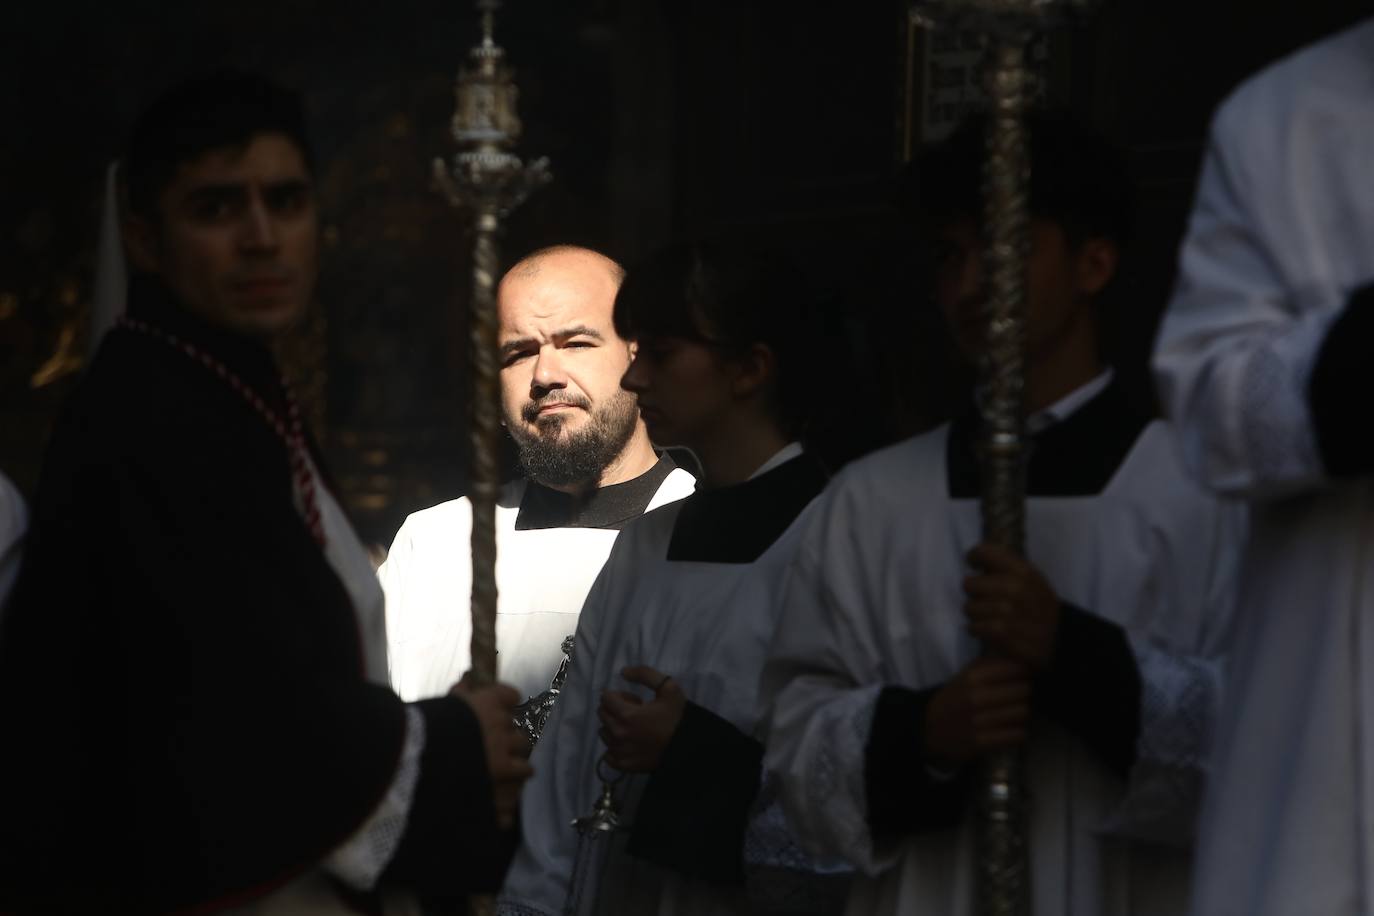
[377,517,420,697]
[1105,496,1247,845]
[1152,91,1340,500]
[1104,640,1224,846]
[742,773,856,912]
[759,484,896,877]
[323,706,427,890]
[377,503,478,703]
[497,543,622,916]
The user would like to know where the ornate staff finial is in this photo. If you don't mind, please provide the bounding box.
[910,2,1097,914]
[477,0,498,45]
[434,1,551,695]
[434,0,551,220]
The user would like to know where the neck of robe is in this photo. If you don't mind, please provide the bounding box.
[949,373,1153,499]
[515,453,680,530]
[665,450,827,564]
[122,273,290,422]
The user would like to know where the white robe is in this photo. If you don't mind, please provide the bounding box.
[1151,17,1374,915]
[499,450,826,916]
[380,468,695,701]
[761,407,1245,915]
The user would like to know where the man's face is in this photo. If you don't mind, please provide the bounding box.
[618,334,734,452]
[497,251,642,488]
[932,215,1098,365]
[125,132,318,338]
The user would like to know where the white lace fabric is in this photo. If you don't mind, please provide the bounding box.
[324,706,427,890]
[1100,641,1223,846]
[744,774,854,911]
[768,678,889,876]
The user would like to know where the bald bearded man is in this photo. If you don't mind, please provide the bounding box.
[380,245,695,716]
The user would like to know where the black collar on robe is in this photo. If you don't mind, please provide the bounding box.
[666,452,828,564]
[514,453,679,531]
[947,377,1153,499]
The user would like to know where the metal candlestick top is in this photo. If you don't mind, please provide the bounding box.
[433,0,552,218]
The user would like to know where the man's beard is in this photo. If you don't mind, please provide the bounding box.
[509,389,641,489]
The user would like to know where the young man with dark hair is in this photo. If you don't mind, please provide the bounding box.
[0,70,529,914]
[759,113,1246,915]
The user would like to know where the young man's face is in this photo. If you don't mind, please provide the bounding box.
[618,334,735,452]
[932,215,1105,365]
[496,250,643,488]
[126,132,318,338]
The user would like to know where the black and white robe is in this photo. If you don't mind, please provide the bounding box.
[761,377,1246,915]
[499,446,831,915]
[380,459,694,703]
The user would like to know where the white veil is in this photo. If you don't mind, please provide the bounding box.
[89,160,127,357]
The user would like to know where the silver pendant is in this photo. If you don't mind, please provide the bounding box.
[513,634,575,746]
[564,755,625,915]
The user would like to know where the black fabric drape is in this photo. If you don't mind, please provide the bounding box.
[1036,603,1143,779]
[864,686,974,838]
[1309,280,1374,476]
[627,702,763,884]
[0,282,505,913]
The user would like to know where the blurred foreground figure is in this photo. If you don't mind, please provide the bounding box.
[1153,17,1374,916]
[0,70,529,914]
[760,114,1247,915]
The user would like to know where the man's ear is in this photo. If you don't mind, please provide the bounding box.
[731,343,777,400]
[1075,237,1119,298]
[122,215,161,274]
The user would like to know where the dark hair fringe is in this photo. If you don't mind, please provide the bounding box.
[613,239,824,439]
[122,68,314,220]
[900,109,1135,247]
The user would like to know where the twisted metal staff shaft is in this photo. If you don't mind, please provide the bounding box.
[468,208,503,688]
[975,36,1033,916]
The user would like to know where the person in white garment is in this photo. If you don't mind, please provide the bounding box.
[1151,17,1374,916]
[380,245,695,712]
[760,113,1248,916]
[0,70,530,914]
[0,470,26,613]
[499,242,841,915]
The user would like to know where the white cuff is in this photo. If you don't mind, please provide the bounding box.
[324,705,427,891]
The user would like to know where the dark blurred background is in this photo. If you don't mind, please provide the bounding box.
[0,1,1365,545]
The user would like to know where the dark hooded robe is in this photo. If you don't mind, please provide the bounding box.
[0,279,509,913]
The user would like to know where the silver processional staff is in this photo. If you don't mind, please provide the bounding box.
[434,3,550,913]
[909,1,1098,913]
